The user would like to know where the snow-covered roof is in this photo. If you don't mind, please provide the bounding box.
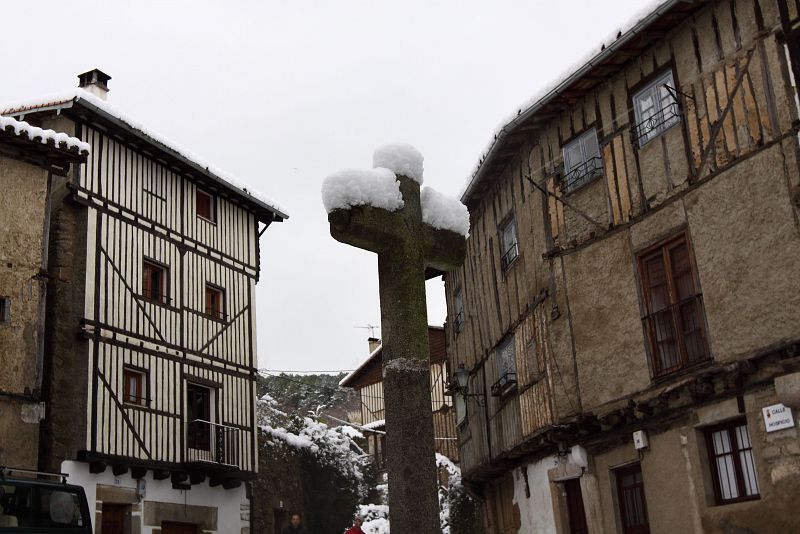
[460,0,696,204]
[2,89,288,220]
[361,419,386,431]
[0,115,90,156]
[340,343,383,388]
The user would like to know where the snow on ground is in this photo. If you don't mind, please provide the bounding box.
[372,143,424,184]
[358,504,390,534]
[0,115,90,154]
[1,89,287,216]
[321,168,404,213]
[421,186,470,237]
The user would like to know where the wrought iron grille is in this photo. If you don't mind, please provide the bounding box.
[641,293,708,378]
[562,157,603,192]
[491,372,517,397]
[633,101,681,147]
[185,419,240,467]
[501,243,518,270]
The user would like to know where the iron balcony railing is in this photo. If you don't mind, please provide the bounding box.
[500,243,519,270]
[185,419,240,467]
[642,293,709,379]
[491,372,517,397]
[562,156,603,192]
[633,101,681,148]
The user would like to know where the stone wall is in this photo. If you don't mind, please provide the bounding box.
[250,439,305,534]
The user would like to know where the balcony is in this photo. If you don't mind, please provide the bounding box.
[185,420,240,468]
[491,372,517,397]
[500,243,518,270]
[633,101,681,147]
[561,157,603,192]
[642,294,709,379]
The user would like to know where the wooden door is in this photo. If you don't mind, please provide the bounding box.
[273,510,289,534]
[101,503,127,534]
[564,478,589,534]
[187,384,211,450]
[616,464,651,534]
[162,522,198,534]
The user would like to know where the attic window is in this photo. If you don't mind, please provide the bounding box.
[196,189,216,222]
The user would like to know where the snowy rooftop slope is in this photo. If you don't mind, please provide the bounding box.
[339,343,383,387]
[0,115,90,155]
[2,89,288,218]
[321,167,404,213]
[421,186,470,238]
[373,143,424,184]
[361,419,386,431]
[460,0,675,201]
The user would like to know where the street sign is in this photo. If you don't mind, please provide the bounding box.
[762,403,795,433]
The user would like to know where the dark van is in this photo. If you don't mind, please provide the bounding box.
[0,468,91,533]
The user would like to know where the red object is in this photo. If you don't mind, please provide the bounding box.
[345,528,365,534]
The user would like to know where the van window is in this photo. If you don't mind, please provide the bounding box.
[0,482,87,529]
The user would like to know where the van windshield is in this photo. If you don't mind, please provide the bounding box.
[0,483,87,529]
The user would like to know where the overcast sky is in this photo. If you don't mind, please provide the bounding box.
[4,0,646,373]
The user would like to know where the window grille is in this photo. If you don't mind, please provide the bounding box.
[123,367,148,406]
[205,284,226,320]
[499,218,518,270]
[562,128,603,192]
[633,71,681,147]
[142,260,169,304]
[705,419,760,504]
[492,336,517,397]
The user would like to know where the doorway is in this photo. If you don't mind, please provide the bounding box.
[273,509,289,534]
[564,478,589,534]
[162,522,198,534]
[187,383,212,451]
[101,503,129,534]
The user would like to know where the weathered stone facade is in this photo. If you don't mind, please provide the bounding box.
[445,1,800,532]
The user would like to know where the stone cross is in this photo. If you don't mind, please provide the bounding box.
[328,166,465,532]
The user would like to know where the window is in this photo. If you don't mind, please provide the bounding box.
[633,71,680,147]
[455,393,467,427]
[705,419,760,505]
[499,217,518,270]
[205,284,225,320]
[453,289,464,333]
[491,336,517,397]
[562,128,602,192]
[615,463,651,534]
[0,297,9,323]
[196,189,216,222]
[187,384,212,451]
[638,234,708,378]
[142,260,168,304]
[123,367,147,406]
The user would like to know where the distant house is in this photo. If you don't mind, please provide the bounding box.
[340,326,459,472]
[3,70,286,534]
[0,115,88,471]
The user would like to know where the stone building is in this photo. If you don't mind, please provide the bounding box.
[2,70,287,534]
[340,326,459,473]
[444,1,800,532]
[0,116,88,471]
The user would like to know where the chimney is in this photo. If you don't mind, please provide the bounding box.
[368,337,381,354]
[77,69,112,101]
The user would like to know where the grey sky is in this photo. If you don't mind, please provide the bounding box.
[4,0,644,373]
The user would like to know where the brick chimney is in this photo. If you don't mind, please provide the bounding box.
[368,337,381,354]
[77,69,111,101]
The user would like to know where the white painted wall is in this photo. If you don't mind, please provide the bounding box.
[62,461,248,534]
[512,456,558,534]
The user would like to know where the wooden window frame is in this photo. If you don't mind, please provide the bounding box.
[196,188,217,223]
[704,418,760,505]
[492,335,517,397]
[614,463,651,534]
[637,232,709,379]
[186,383,213,451]
[123,366,148,406]
[142,258,169,305]
[632,69,681,148]
[204,283,226,321]
[499,216,519,271]
[561,127,603,193]
[453,288,464,334]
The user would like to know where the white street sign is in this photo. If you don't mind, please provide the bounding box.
[762,403,795,433]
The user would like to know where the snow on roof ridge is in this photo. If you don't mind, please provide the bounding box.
[460,0,675,201]
[0,114,90,155]
[2,88,289,218]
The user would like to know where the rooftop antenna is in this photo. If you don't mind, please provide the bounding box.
[354,324,380,338]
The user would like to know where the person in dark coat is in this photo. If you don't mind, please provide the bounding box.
[345,516,365,534]
[281,512,308,534]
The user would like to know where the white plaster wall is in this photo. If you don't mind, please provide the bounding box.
[512,456,558,534]
[62,461,247,534]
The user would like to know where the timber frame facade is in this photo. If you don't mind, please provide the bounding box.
[3,73,286,533]
[446,1,800,533]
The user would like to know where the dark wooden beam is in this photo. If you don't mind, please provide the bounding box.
[89,461,106,474]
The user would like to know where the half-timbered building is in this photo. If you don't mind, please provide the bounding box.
[2,70,287,534]
[445,1,800,532]
[340,326,459,473]
[0,115,88,472]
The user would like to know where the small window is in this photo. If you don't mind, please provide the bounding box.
[615,463,651,534]
[0,297,9,323]
[205,284,225,320]
[142,260,168,304]
[562,128,602,192]
[633,70,680,147]
[123,367,147,405]
[499,217,518,270]
[705,419,760,505]
[491,336,517,397]
[453,289,464,333]
[196,189,216,222]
